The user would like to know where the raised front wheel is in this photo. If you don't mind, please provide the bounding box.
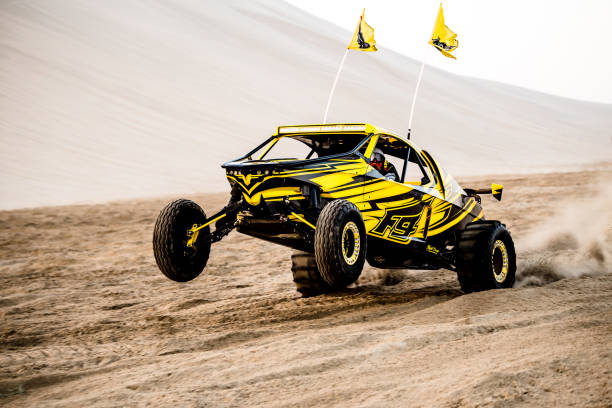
[153,199,211,282]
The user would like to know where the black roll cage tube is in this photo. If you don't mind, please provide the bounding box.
[222,132,433,187]
[222,133,373,168]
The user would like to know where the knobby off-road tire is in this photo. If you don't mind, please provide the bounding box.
[314,200,366,288]
[153,199,211,282]
[291,251,331,297]
[456,221,516,293]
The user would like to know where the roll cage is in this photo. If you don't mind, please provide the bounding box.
[222,124,442,195]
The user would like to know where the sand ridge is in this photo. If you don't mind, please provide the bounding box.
[1,0,612,209]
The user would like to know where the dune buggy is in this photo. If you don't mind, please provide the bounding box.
[153,123,515,296]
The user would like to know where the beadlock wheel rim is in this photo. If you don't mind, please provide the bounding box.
[342,221,360,266]
[492,239,509,283]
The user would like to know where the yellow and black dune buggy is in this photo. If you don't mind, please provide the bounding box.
[153,124,515,296]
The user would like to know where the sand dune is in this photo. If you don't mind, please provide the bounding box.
[1,170,610,407]
[1,0,611,209]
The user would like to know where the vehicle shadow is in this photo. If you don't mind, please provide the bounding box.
[327,283,463,303]
[301,269,465,311]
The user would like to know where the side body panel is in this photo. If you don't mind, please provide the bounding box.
[227,154,481,246]
[223,127,484,268]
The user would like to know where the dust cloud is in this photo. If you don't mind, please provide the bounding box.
[515,182,612,287]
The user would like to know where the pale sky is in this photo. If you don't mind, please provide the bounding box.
[286,0,612,104]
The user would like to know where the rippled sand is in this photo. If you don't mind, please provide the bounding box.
[1,170,611,407]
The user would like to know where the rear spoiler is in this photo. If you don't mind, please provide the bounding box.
[464,183,503,201]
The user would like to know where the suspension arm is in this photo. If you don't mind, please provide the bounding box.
[186,200,243,247]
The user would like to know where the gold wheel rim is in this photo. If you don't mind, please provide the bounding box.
[342,221,360,266]
[492,239,509,283]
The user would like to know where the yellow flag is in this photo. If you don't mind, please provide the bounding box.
[347,9,377,52]
[429,4,458,59]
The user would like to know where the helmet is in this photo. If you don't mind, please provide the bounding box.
[370,148,385,172]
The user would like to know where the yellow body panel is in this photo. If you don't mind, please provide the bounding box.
[226,123,482,247]
[241,186,303,207]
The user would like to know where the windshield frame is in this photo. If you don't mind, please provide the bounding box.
[225,133,372,165]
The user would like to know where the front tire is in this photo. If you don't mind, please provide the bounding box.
[153,199,211,282]
[314,200,366,288]
[456,221,516,293]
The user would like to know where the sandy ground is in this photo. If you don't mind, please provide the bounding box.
[1,169,611,407]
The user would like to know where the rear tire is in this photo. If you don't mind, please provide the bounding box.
[314,200,366,288]
[153,199,211,282]
[291,251,331,297]
[456,221,516,293]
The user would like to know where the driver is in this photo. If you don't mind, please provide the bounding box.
[370,148,398,181]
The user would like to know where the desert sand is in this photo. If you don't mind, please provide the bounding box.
[1,1,611,406]
[1,169,611,407]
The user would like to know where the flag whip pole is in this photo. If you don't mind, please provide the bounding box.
[323,49,349,124]
[407,46,429,139]
[408,0,446,140]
